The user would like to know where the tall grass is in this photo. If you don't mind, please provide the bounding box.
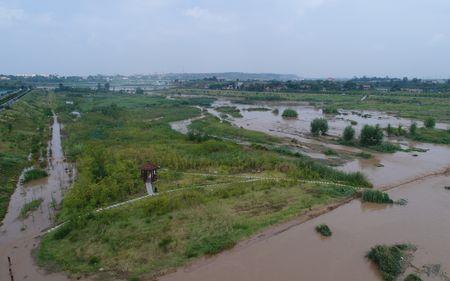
[23,169,48,183]
[361,189,393,204]
[20,198,43,218]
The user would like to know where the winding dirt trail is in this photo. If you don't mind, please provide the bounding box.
[0,114,73,281]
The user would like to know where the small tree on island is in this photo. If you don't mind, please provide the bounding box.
[409,122,417,135]
[424,117,435,128]
[342,125,355,143]
[360,124,383,146]
[281,108,298,118]
[311,118,328,136]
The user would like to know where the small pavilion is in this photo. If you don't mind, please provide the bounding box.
[140,162,159,195]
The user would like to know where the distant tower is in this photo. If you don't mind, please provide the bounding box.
[140,162,159,195]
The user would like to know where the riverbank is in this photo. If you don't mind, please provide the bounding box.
[160,172,450,281]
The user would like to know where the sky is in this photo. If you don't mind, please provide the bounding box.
[1,0,450,78]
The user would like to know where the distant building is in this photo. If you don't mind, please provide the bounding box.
[376,88,389,93]
[401,88,423,93]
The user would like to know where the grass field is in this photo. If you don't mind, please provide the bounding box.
[0,90,52,222]
[38,90,369,279]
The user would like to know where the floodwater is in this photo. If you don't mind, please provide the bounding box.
[0,114,73,281]
[207,99,448,137]
[162,97,450,281]
[161,174,450,281]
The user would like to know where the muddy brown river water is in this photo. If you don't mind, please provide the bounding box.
[0,114,73,281]
[164,98,450,281]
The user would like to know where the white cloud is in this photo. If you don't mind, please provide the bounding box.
[295,0,334,15]
[184,7,227,22]
[428,33,447,46]
[0,3,52,28]
[0,5,26,27]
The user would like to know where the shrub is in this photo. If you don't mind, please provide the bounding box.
[386,124,394,136]
[361,189,393,204]
[187,131,210,142]
[281,109,298,118]
[53,222,73,240]
[360,125,383,146]
[23,169,48,183]
[322,106,338,114]
[409,122,417,135]
[324,149,337,156]
[20,198,43,218]
[366,244,413,281]
[158,237,173,252]
[342,125,355,142]
[404,274,422,281]
[356,152,372,159]
[315,224,332,237]
[310,118,328,136]
[371,142,401,153]
[424,117,435,128]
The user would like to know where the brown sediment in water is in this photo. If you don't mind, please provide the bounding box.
[160,98,450,281]
[160,174,450,281]
[0,114,75,281]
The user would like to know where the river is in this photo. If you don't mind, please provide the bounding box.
[0,114,74,281]
[164,97,450,281]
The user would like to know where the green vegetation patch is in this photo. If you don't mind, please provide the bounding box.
[367,244,415,281]
[23,168,48,183]
[361,189,393,204]
[322,106,339,114]
[0,90,52,221]
[404,274,423,281]
[245,107,271,112]
[37,90,371,279]
[20,198,43,219]
[281,108,298,118]
[215,106,243,118]
[315,224,332,237]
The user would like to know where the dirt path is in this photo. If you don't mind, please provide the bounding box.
[0,114,73,281]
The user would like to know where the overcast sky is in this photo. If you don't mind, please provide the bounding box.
[1,0,450,78]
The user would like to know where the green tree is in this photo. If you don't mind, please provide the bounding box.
[135,87,144,95]
[360,124,383,146]
[342,125,355,142]
[386,124,394,136]
[424,117,435,128]
[409,122,417,135]
[310,118,328,136]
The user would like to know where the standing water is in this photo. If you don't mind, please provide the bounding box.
[0,114,73,281]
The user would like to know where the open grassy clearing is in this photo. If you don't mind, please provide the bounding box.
[0,90,52,222]
[38,90,369,279]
